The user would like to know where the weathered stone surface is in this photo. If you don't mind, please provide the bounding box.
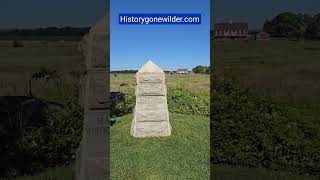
[75,15,110,180]
[132,121,171,137]
[88,34,109,68]
[83,71,109,111]
[75,147,81,180]
[77,141,86,180]
[135,110,169,122]
[137,83,166,96]
[84,110,110,127]
[131,61,171,137]
[138,73,164,83]
[85,158,109,180]
[79,16,110,70]
[135,96,167,112]
[79,77,86,108]
[83,126,108,157]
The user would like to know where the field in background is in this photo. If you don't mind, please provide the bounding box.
[0,40,82,102]
[111,73,210,97]
[213,39,320,109]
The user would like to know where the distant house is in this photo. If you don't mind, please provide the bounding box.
[255,31,270,40]
[213,22,248,39]
[176,69,188,74]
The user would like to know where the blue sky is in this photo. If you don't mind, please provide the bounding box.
[212,0,320,29]
[0,0,107,29]
[110,0,210,71]
[1,0,319,30]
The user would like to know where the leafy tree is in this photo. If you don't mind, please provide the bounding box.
[263,12,305,39]
[192,65,209,74]
[206,66,210,74]
[305,13,320,39]
[298,13,314,28]
[262,20,273,33]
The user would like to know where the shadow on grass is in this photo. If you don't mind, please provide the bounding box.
[211,164,319,180]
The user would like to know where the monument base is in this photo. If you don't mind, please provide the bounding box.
[130,121,171,138]
[131,116,171,138]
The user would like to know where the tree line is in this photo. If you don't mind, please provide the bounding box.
[111,65,210,74]
[263,12,320,40]
[0,27,90,39]
[192,65,210,74]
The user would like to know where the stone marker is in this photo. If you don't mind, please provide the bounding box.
[131,61,171,137]
[75,15,110,180]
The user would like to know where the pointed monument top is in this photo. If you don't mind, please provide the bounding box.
[138,60,163,73]
[90,15,110,34]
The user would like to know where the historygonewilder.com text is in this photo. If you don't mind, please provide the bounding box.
[119,14,201,25]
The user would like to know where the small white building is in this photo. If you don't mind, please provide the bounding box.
[176,68,189,74]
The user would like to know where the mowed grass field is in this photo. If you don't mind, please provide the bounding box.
[111,114,210,180]
[213,39,320,109]
[111,73,210,97]
[0,40,82,102]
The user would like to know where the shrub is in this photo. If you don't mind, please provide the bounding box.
[111,93,135,118]
[211,76,320,175]
[111,88,209,117]
[15,95,83,176]
[167,88,209,116]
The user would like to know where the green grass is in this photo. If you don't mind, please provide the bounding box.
[211,165,319,180]
[0,41,80,74]
[10,166,74,180]
[0,40,82,102]
[111,113,210,180]
[213,39,320,109]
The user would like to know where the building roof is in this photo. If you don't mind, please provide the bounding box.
[177,68,188,71]
[214,23,248,30]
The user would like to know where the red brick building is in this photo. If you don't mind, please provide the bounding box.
[213,22,248,39]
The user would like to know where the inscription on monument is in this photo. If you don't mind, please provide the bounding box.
[137,83,166,96]
[84,71,109,110]
[84,110,109,127]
